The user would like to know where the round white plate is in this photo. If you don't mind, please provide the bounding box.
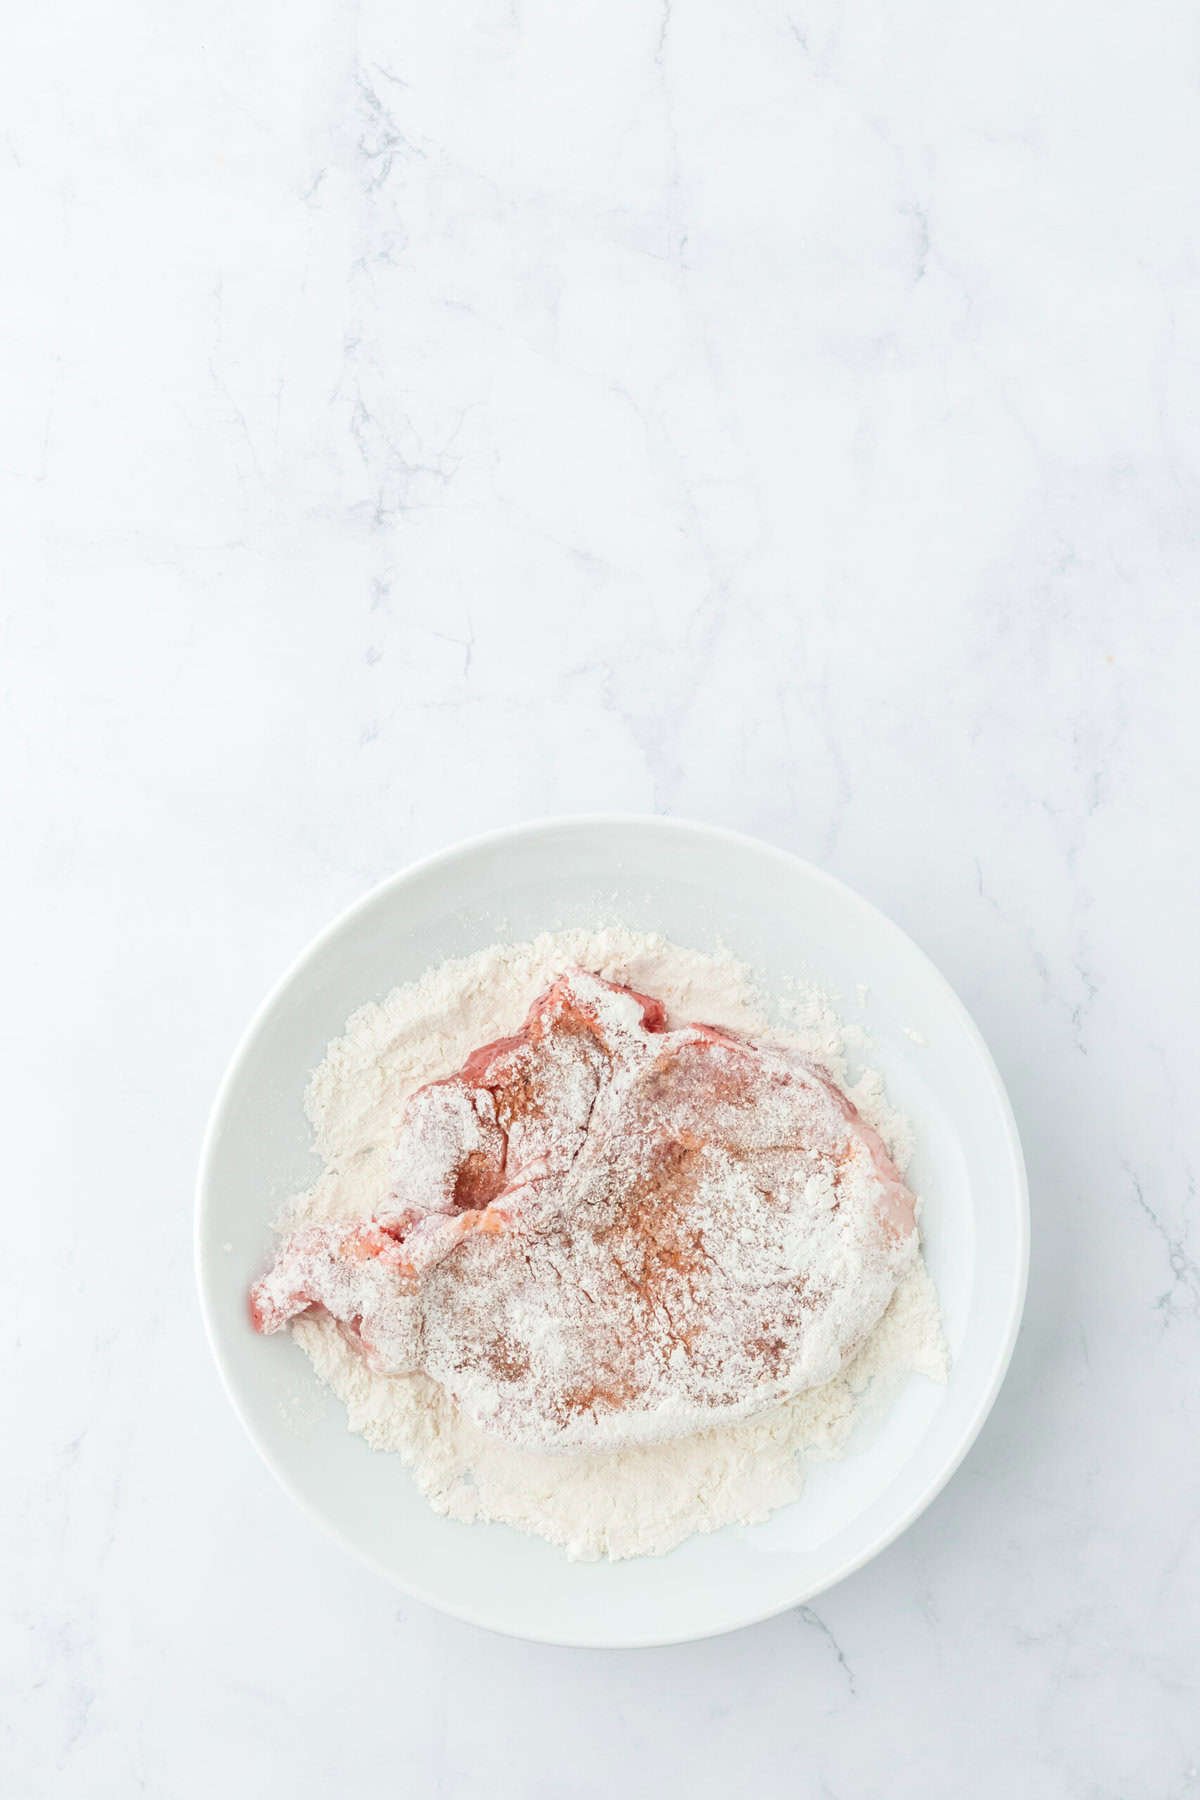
[196,816,1028,1647]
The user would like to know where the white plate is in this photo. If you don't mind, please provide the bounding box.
[196,817,1028,1647]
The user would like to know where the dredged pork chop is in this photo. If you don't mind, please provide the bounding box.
[251,970,917,1450]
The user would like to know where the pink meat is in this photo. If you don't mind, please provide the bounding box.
[251,970,917,1450]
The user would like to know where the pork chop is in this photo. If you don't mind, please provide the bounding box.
[251,969,917,1450]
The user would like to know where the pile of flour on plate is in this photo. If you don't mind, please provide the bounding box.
[278,926,946,1562]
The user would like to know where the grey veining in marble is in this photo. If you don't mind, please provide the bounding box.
[3,0,1198,1793]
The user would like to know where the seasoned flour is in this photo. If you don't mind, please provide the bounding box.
[278,926,946,1561]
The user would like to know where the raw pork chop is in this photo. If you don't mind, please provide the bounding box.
[251,970,917,1450]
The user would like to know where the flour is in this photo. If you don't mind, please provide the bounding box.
[276,926,946,1561]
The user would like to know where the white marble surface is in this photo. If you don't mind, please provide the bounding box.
[4,0,1199,1791]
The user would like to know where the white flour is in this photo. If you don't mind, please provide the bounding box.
[278,926,946,1561]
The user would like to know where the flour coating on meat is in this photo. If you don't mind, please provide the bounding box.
[252,969,918,1450]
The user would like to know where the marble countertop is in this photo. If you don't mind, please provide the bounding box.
[5,0,1198,1792]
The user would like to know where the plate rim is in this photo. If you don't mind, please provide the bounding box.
[195,813,1030,1647]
